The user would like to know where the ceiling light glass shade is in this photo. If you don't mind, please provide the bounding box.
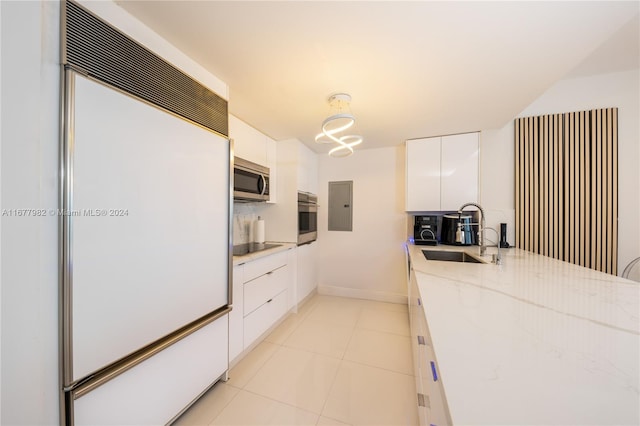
[315,93,363,157]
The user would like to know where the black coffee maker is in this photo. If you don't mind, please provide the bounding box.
[413,215,440,245]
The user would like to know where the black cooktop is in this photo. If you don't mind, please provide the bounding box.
[233,242,282,257]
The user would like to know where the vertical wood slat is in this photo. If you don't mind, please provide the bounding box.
[611,108,618,275]
[563,113,569,262]
[589,113,598,269]
[579,111,586,268]
[522,119,531,250]
[602,109,609,273]
[597,109,603,272]
[542,115,548,257]
[568,112,574,264]
[524,117,533,250]
[530,117,540,253]
[515,119,520,248]
[552,114,560,259]
[514,108,618,274]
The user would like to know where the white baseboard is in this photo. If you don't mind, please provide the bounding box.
[317,285,407,305]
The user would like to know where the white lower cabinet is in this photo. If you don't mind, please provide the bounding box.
[409,265,451,426]
[296,242,317,304]
[229,264,244,362]
[230,248,292,365]
[244,264,287,315]
[243,289,288,347]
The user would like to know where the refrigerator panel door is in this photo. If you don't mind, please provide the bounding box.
[74,316,229,425]
[71,75,230,381]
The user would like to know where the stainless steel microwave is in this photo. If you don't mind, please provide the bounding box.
[233,157,270,202]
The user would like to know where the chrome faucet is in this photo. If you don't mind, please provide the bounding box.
[483,227,502,265]
[457,202,486,256]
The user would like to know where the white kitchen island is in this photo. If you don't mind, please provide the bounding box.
[407,243,640,425]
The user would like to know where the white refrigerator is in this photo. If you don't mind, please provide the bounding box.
[60,2,232,420]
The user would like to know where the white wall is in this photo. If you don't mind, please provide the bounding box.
[233,202,271,245]
[478,127,517,246]
[1,2,60,423]
[480,69,639,279]
[317,146,408,303]
[0,1,228,423]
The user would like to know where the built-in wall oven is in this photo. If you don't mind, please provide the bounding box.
[233,157,270,202]
[298,191,317,245]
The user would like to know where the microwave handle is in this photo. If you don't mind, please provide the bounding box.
[259,174,267,196]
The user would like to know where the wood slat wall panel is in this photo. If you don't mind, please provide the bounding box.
[532,117,536,252]
[514,108,618,274]
[612,109,618,275]
[540,116,550,256]
[579,111,586,267]
[515,119,521,248]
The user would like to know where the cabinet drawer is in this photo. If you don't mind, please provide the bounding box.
[243,289,287,348]
[418,316,450,426]
[243,250,287,283]
[420,349,449,426]
[244,265,287,316]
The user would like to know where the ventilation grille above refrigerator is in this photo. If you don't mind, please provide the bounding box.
[63,0,228,136]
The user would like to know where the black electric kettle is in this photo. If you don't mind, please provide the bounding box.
[441,214,477,245]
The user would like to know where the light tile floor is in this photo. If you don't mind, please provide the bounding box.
[175,295,418,426]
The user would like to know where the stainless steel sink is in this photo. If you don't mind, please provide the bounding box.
[422,249,484,264]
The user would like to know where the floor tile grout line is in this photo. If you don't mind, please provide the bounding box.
[340,358,416,378]
[317,351,350,421]
[353,324,411,338]
[228,341,282,389]
[204,383,243,426]
[265,313,306,345]
[271,341,346,363]
[342,324,413,376]
[231,387,322,419]
[315,303,363,422]
[316,411,353,426]
[280,322,358,356]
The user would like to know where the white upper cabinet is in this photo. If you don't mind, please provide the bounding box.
[406,137,441,211]
[297,142,318,194]
[406,132,478,211]
[266,136,278,204]
[440,132,478,210]
[229,115,268,166]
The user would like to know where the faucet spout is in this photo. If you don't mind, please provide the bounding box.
[457,202,486,256]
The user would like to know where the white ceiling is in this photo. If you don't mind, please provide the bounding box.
[116,1,639,154]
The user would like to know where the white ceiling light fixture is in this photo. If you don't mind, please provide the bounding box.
[315,93,363,157]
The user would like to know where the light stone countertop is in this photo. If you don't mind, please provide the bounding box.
[407,243,640,425]
[232,242,296,265]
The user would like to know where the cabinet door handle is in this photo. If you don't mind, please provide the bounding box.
[417,335,425,345]
[430,361,438,382]
[266,298,273,303]
[417,298,421,306]
[266,271,273,275]
[416,393,425,407]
